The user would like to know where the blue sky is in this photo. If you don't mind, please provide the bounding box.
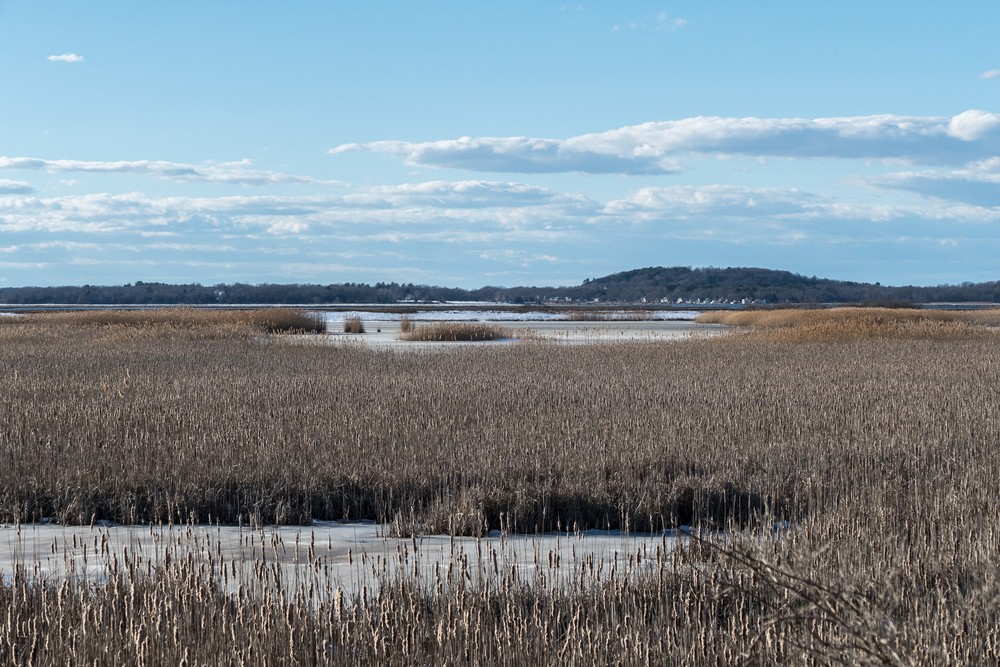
[1,2,999,289]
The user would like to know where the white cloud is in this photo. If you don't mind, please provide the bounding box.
[946,109,1000,141]
[0,261,50,270]
[345,180,595,211]
[602,184,1000,226]
[869,161,1000,208]
[981,69,1000,80]
[331,137,683,175]
[0,181,597,241]
[266,220,309,235]
[4,173,1000,288]
[4,177,998,259]
[331,111,1000,175]
[0,156,340,187]
[478,249,560,267]
[604,185,823,219]
[0,179,33,194]
[145,242,238,253]
[47,53,84,63]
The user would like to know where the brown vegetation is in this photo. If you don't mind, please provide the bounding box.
[397,321,508,342]
[2,312,1000,662]
[8,307,327,334]
[564,309,653,321]
[6,526,972,665]
[696,306,1000,342]
[343,315,366,334]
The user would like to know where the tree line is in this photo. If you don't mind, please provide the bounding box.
[2,267,999,306]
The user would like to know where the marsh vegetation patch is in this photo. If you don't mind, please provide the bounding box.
[3,308,1000,662]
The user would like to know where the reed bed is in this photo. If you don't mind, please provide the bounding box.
[397,321,509,342]
[9,525,989,665]
[342,315,366,334]
[564,309,653,321]
[697,306,1000,343]
[696,305,1000,331]
[2,314,1000,662]
[7,307,327,335]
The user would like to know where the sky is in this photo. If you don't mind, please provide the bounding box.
[1,2,999,289]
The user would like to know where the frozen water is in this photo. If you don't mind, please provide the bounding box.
[317,309,702,324]
[0,522,684,598]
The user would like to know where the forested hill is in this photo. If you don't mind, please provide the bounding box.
[1,267,999,305]
[572,267,1000,304]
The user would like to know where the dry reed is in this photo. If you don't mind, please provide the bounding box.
[343,315,366,334]
[397,321,508,342]
[6,307,326,334]
[3,313,1000,662]
[695,306,1000,343]
[564,309,653,321]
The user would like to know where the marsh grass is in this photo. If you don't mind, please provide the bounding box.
[696,305,1000,330]
[3,313,1000,662]
[695,306,1000,343]
[7,307,327,334]
[343,315,366,334]
[564,309,653,321]
[397,321,508,341]
[3,512,998,664]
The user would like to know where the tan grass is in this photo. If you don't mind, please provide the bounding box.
[564,309,653,321]
[397,321,508,341]
[343,315,366,333]
[7,307,326,334]
[2,316,1000,661]
[696,306,1000,341]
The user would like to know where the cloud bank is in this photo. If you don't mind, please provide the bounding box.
[6,106,1000,287]
[0,180,33,195]
[332,137,684,175]
[0,181,591,236]
[0,157,338,187]
[331,111,1000,175]
[3,174,998,287]
[869,158,1000,208]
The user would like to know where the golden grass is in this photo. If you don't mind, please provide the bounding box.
[4,307,326,334]
[7,526,977,665]
[397,321,509,341]
[342,315,366,333]
[3,314,1000,661]
[696,306,1000,342]
[564,309,653,321]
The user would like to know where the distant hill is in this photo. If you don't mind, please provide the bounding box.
[562,266,1000,304]
[562,266,994,304]
[1,267,999,306]
[467,266,1000,305]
